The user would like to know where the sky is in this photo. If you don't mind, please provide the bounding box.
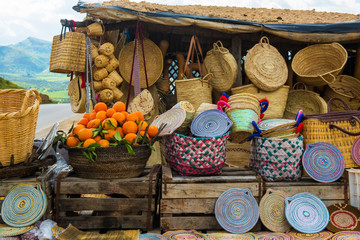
[0,0,359,46]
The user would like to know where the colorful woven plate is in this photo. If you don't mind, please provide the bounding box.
[285,192,329,234]
[255,232,294,240]
[163,230,204,240]
[288,230,333,240]
[205,232,257,240]
[152,108,186,136]
[303,142,345,183]
[259,189,291,233]
[0,224,33,237]
[215,188,259,234]
[1,184,47,227]
[327,203,360,232]
[331,231,360,239]
[139,233,167,240]
[190,109,233,138]
[258,119,296,131]
[351,137,360,166]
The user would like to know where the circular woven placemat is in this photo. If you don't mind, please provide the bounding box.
[205,232,257,240]
[303,142,345,183]
[258,119,296,131]
[152,108,186,136]
[288,230,333,240]
[327,203,360,233]
[259,189,291,233]
[331,231,360,239]
[215,188,259,234]
[163,230,204,240]
[255,232,294,240]
[139,233,167,240]
[1,184,47,227]
[351,137,360,166]
[0,224,33,237]
[191,109,232,137]
[285,192,329,234]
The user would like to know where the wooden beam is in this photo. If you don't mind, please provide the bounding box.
[354,47,360,79]
[231,36,243,87]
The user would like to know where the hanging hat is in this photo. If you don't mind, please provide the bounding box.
[139,233,167,240]
[163,230,204,240]
[191,109,233,137]
[287,230,333,240]
[255,232,294,240]
[152,108,186,136]
[204,232,257,240]
[127,89,155,121]
[0,224,33,237]
[331,231,360,239]
[68,75,86,113]
[327,203,360,233]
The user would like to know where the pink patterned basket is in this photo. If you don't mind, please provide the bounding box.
[164,132,230,176]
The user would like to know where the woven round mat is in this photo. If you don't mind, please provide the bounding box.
[258,119,296,131]
[52,225,65,237]
[1,184,47,227]
[191,109,233,137]
[288,230,333,240]
[215,188,259,234]
[351,137,360,166]
[255,232,294,240]
[139,233,167,240]
[152,108,186,136]
[331,231,360,239]
[163,230,204,240]
[285,192,329,234]
[327,203,360,233]
[259,189,291,233]
[205,232,257,240]
[303,142,345,183]
[0,224,33,237]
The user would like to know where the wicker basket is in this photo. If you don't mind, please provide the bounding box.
[231,84,289,119]
[323,75,360,112]
[86,22,105,36]
[66,145,152,179]
[0,89,41,167]
[291,42,348,86]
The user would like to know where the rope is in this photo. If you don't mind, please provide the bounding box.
[85,37,93,113]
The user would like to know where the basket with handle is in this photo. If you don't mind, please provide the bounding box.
[0,89,41,167]
[291,42,348,86]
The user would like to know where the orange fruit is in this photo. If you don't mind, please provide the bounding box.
[77,118,89,126]
[112,112,126,125]
[89,112,97,120]
[93,135,102,142]
[113,101,126,112]
[98,139,110,147]
[94,102,107,112]
[68,132,75,138]
[87,118,101,128]
[104,129,116,140]
[139,130,150,140]
[83,113,91,120]
[124,133,137,144]
[121,111,129,118]
[102,118,118,130]
[134,111,144,121]
[138,121,148,131]
[66,136,79,147]
[96,110,107,120]
[83,138,96,148]
[106,108,116,118]
[73,124,86,136]
[127,112,139,122]
[122,121,138,135]
[115,127,124,138]
[78,128,93,141]
[147,125,159,138]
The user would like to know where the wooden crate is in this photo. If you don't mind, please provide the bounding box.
[160,166,262,232]
[54,165,161,231]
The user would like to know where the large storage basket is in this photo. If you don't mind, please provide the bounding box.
[0,89,41,167]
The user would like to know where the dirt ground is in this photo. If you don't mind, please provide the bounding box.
[103,0,360,24]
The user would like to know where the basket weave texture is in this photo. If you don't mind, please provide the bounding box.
[0,89,41,167]
[291,42,348,86]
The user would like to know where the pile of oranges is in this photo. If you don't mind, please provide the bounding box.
[66,101,159,148]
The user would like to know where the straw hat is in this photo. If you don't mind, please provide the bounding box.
[127,89,155,121]
[68,75,86,113]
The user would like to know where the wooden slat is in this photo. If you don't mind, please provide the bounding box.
[323,200,347,207]
[161,199,217,214]
[0,178,39,194]
[231,36,242,87]
[163,182,259,199]
[161,216,221,231]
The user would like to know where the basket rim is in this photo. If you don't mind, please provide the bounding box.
[171,131,230,140]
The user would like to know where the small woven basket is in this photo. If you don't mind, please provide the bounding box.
[228,93,261,115]
[0,89,41,167]
[226,108,259,143]
[99,42,115,56]
[86,22,105,36]
[291,42,348,86]
[66,144,152,179]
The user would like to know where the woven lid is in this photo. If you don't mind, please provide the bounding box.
[118,38,163,88]
[331,231,360,239]
[191,109,233,137]
[215,188,259,234]
[285,192,329,234]
[327,203,360,233]
[152,108,186,136]
[172,101,195,114]
[288,230,333,240]
[139,233,167,240]
[163,230,204,240]
[244,36,288,91]
[303,142,345,183]
[1,184,47,227]
[259,189,291,233]
[205,232,257,240]
[255,232,294,240]
[258,119,296,131]
[0,224,33,237]
[351,137,360,166]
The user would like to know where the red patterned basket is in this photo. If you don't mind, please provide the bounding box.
[164,132,230,176]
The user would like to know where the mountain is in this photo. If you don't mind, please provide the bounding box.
[0,76,24,89]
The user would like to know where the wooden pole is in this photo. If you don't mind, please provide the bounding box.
[231,36,243,87]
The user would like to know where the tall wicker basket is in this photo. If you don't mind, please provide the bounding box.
[0,89,41,167]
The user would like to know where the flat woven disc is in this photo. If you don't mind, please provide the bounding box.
[303,142,345,183]
[259,189,291,233]
[255,232,294,240]
[0,224,33,237]
[327,203,360,233]
[139,233,167,240]
[152,108,186,136]
[331,231,360,239]
[258,119,296,131]
[215,188,259,234]
[163,230,204,240]
[204,232,257,240]
[351,137,360,166]
[288,230,333,240]
[1,184,47,227]
[285,192,329,234]
[191,109,233,137]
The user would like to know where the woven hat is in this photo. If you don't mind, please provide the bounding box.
[303,142,345,183]
[127,89,155,121]
[172,101,195,134]
[152,108,186,136]
[288,230,333,240]
[215,188,259,234]
[255,232,294,240]
[1,184,47,227]
[191,109,232,138]
[351,137,360,166]
[194,103,218,117]
[163,230,204,240]
[244,36,288,91]
[204,232,257,240]
[327,203,360,233]
[139,233,167,240]
[68,75,86,113]
[119,38,163,88]
[0,224,33,237]
[331,231,360,239]
[259,189,291,233]
[285,192,329,234]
